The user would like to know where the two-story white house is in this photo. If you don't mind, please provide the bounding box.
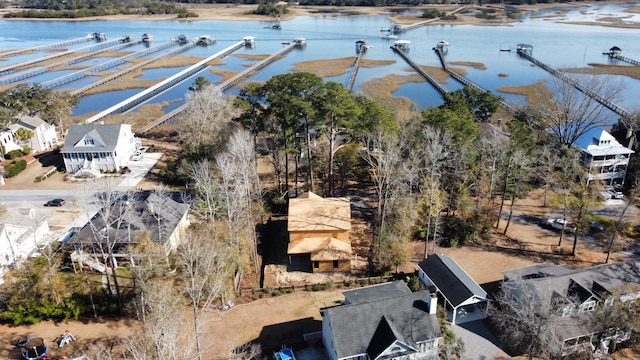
[61,124,140,175]
[1,115,57,157]
[575,128,634,186]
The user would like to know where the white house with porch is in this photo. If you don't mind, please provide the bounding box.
[418,254,491,325]
[575,128,634,186]
[61,124,140,175]
[12,115,58,152]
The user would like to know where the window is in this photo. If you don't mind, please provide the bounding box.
[511,294,518,304]
[581,300,596,312]
[333,260,339,269]
[84,139,94,145]
[313,261,319,269]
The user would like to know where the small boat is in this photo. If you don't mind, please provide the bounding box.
[274,348,296,360]
[437,40,449,47]
[382,34,398,40]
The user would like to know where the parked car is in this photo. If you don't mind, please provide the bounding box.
[607,189,624,199]
[131,151,143,161]
[546,218,576,233]
[588,220,604,232]
[44,198,65,207]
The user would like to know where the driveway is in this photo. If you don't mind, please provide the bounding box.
[450,320,511,360]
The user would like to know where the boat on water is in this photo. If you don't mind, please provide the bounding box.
[274,348,296,360]
[437,40,449,47]
[382,34,399,40]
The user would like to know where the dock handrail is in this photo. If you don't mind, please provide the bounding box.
[139,41,302,133]
[84,39,249,124]
[517,48,631,118]
[392,45,449,96]
[347,44,367,92]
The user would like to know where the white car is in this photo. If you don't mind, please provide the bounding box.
[131,151,143,161]
[546,218,576,233]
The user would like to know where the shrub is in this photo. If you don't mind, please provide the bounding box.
[5,149,23,159]
[5,159,27,178]
[22,146,31,155]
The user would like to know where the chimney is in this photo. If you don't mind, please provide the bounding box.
[428,293,438,315]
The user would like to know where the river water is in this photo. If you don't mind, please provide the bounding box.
[0,3,639,122]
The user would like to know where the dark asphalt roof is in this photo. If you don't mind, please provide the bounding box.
[418,254,488,308]
[61,124,127,154]
[342,280,411,305]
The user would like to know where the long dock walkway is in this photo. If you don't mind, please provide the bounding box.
[391,44,448,95]
[84,38,252,124]
[0,36,132,78]
[0,34,94,58]
[517,47,631,118]
[435,46,514,112]
[0,39,141,86]
[608,53,640,66]
[347,43,367,92]
[391,6,466,33]
[139,39,304,133]
[42,39,185,90]
[71,40,197,96]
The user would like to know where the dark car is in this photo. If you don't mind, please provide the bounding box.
[44,198,65,207]
[589,220,604,232]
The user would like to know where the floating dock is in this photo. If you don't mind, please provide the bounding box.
[84,37,256,124]
[517,44,631,119]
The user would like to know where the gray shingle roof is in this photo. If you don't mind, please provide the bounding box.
[324,290,441,359]
[61,124,127,153]
[418,254,488,307]
[69,191,189,246]
[343,280,411,305]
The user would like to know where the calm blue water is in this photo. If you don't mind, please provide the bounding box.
[0,3,639,120]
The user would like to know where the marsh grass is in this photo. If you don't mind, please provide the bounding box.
[233,53,270,61]
[360,73,425,112]
[293,57,394,78]
[449,61,487,70]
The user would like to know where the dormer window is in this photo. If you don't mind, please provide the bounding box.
[581,300,596,312]
[84,139,94,145]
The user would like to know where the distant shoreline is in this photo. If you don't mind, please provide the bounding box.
[0,1,638,29]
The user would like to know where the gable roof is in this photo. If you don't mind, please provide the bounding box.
[69,191,189,246]
[61,124,130,154]
[418,254,489,308]
[17,115,48,130]
[574,128,633,157]
[287,237,351,260]
[343,280,412,305]
[323,290,441,359]
[504,261,640,304]
[287,192,351,232]
[366,316,417,360]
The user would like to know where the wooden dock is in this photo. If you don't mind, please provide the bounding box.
[84,38,253,124]
[391,6,466,33]
[609,53,640,66]
[391,44,449,96]
[517,47,631,119]
[0,34,94,59]
[71,40,196,96]
[347,41,368,92]
[139,39,304,133]
[0,36,134,83]
[42,39,185,90]
[434,47,514,113]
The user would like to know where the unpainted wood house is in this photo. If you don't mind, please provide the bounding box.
[287,192,352,273]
